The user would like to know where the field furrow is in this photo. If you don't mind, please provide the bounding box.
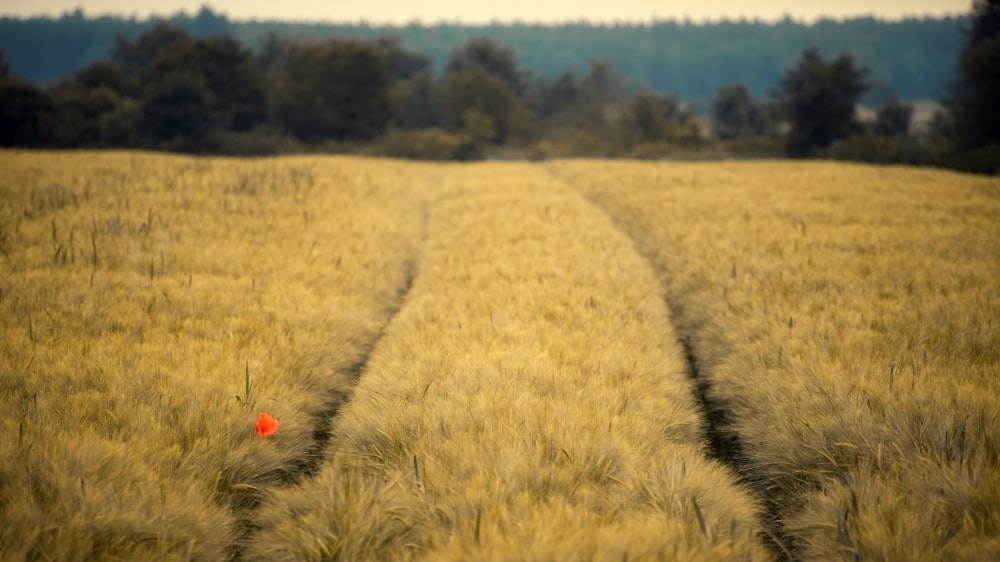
[245,163,772,561]
[553,160,1000,560]
[0,152,432,560]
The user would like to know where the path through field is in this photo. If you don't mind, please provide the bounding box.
[245,163,771,560]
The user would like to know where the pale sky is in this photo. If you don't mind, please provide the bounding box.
[0,0,971,24]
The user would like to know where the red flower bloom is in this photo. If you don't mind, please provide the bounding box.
[255,412,279,437]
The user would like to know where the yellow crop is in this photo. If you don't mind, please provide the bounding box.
[3,151,997,560]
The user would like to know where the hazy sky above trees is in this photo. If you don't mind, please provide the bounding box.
[1,0,970,24]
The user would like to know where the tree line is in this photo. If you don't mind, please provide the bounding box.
[0,0,997,173]
[0,7,965,108]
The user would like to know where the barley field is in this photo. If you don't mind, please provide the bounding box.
[1,151,997,561]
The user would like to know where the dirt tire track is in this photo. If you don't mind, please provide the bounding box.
[546,164,793,560]
[543,166,792,559]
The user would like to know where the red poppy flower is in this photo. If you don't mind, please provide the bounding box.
[255,412,279,437]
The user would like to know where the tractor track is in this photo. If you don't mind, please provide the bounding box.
[226,212,429,561]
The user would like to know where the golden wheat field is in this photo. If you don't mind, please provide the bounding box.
[1,150,998,561]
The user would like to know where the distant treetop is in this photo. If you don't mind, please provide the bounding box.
[0,11,964,107]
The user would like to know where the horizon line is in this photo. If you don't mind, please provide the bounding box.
[0,7,968,28]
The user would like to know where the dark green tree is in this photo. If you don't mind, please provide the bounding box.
[441,67,530,143]
[140,73,211,146]
[947,0,1000,148]
[529,71,579,121]
[525,58,630,151]
[49,80,118,146]
[75,60,127,94]
[631,90,698,144]
[631,91,670,143]
[0,49,56,146]
[390,68,441,129]
[0,75,56,146]
[139,34,266,133]
[24,54,136,148]
[711,83,769,139]
[445,38,524,93]
[176,36,267,132]
[966,0,1000,47]
[111,22,191,80]
[376,37,432,80]
[378,38,439,128]
[774,47,870,157]
[273,39,392,141]
[440,38,533,144]
[874,95,913,138]
[122,26,267,148]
